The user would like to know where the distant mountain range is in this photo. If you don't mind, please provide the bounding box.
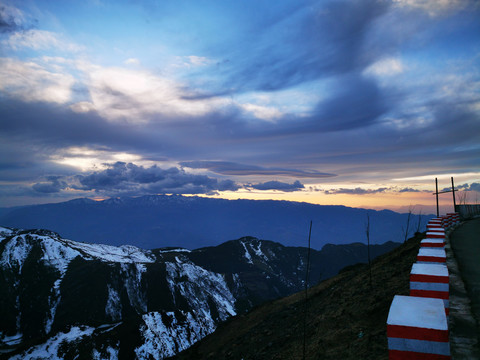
[0,195,431,249]
[0,226,400,359]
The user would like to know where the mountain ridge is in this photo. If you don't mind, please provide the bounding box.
[0,195,431,250]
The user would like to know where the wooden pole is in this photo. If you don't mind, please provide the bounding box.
[435,178,439,217]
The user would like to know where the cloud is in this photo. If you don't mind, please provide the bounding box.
[247,180,304,192]
[0,58,75,104]
[364,57,405,77]
[398,187,422,193]
[2,29,84,52]
[456,182,480,192]
[392,0,475,17]
[180,161,336,178]
[32,176,68,193]
[68,162,241,196]
[0,3,26,33]
[207,0,390,94]
[125,58,140,65]
[324,187,389,195]
[77,63,230,122]
[240,103,283,121]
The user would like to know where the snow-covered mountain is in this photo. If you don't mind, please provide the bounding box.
[0,226,400,359]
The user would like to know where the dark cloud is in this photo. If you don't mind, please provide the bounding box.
[456,182,480,192]
[0,7,19,33]
[70,162,240,196]
[398,188,422,193]
[308,74,388,132]
[248,180,304,192]
[180,161,336,178]
[210,0,390,93]
[32,176,67,193]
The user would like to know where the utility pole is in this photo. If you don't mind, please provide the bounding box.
[303,220,312,360]
[451,177,456,211]
[433,177,457,216]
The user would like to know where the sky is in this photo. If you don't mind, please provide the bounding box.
[0,0,479,214]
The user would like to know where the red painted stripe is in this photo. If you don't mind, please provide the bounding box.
[387,325,449,341]
[426,234,445,239]
[421,243,445,248]
[410,274,449,283]
[389,349,451,359]
[417,256,446,263]
[410,289,449,300]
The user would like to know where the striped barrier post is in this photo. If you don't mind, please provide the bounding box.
[447,214,453,228]
[420,238,445,249]
[447,213,458,226]
[410,263,449,315]
[427,219,443,230]
[417,248,446,264]
[387,295,450,359]
[454,213,460,224]
[427,224,444,232]
[441,215,449,229]
[426,230,445,239]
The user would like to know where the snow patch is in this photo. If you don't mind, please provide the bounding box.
[10,326,95,360]
[92,345,119,360]
[45,279,62,335]
[240,241,253,264]
[166,258,237,319]
[38,235,81,274]
[64,240,156,263]
[0,235,33,273]
[252,241,269,262]
[135,311,216,359]
[0,332,23,346]
[120,263,147,312]
[0,226,14,239]
[158,248,191,253]
[105,285,122,321]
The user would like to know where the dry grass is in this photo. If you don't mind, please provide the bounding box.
[173,234,422,360]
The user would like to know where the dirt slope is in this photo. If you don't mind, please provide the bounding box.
[172,234,422,360]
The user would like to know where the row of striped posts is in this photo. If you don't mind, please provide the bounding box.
[386,212,460,359]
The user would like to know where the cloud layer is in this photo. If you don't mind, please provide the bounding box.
[0,0,479,206]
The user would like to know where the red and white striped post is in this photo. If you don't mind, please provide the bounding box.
[422,229,446,248]
[410,263,449,315]
[421,238,445,249]
[417,248,446,264]
[427,218,443,231]
[387,295,450,359]
[447,213,459,226]
[441,215,449,229]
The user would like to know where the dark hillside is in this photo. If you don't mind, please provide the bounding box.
[172,233,423,360]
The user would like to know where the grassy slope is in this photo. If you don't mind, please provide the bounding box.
[173,233,423,360]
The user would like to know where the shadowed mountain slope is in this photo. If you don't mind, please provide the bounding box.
[172,233,424,360]
[0,195,430,250]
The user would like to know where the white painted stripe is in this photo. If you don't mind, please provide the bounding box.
[388,337,450,356]
[410,281,449,292]
[411,263,448,276]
